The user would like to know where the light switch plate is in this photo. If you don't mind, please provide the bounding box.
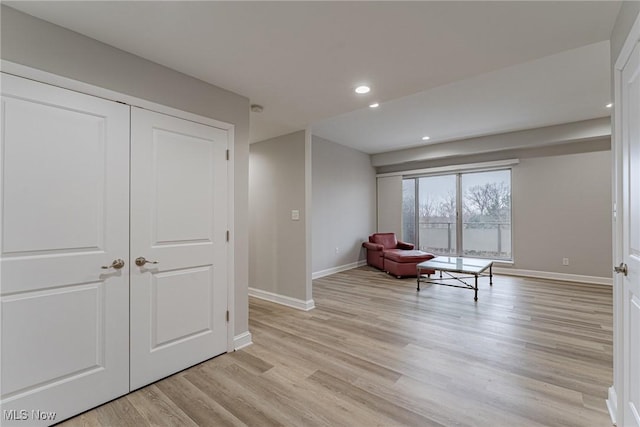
[291,210,300,220]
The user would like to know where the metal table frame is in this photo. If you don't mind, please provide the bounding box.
[416,257,493,301]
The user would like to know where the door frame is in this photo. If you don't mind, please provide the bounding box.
[608,11,640,426]
[0,60,237,354]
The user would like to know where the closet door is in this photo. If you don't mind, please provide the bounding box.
[0,74,130,425]
[130,108,228,390]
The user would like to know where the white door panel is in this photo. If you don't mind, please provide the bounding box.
[130,107,227,390]
[2,283,106,395]
[2,98,105,253]
[0,74,129,425]
[621,39,640,427]
[153,128,215,243]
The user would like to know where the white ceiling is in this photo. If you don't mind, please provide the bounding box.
[7,1,621,154]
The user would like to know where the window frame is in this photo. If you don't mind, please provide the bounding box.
[402,167,513,261]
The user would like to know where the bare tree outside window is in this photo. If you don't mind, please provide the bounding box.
[417,175,457,255]
[462,170,511,258]
[402,179,415,244]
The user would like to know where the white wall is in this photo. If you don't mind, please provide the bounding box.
[311,136,376,275]
[249,131,311,303]
[0,6,252,335]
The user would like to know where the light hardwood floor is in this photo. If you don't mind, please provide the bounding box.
[60,267,613,427]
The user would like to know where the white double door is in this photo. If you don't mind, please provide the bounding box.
[0,74,228,425]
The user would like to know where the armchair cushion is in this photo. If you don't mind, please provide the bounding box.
[384,249,433,263]
[369,232,398,249]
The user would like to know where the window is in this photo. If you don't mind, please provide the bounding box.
[402,169,512,260]
[402,179,416,244]
[417,175,457,255]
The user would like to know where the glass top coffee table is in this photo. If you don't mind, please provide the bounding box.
[416,256,493,301]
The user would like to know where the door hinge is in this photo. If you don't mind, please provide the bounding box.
[226,149,230,160]
[226,230,230,242]
[226,310,230,322]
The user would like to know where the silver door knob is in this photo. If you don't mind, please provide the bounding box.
[614,262,628,276]
[102,259,125,269]
[135,257,159,267]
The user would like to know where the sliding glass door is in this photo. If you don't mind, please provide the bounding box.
[402,169,512,260]
[417,175,457,255]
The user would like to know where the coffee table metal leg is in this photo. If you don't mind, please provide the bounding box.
[490,264,493,286]
[416,267,421,291]
[474,274,478,301]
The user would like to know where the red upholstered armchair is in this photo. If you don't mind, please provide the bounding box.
[362,233,414,270]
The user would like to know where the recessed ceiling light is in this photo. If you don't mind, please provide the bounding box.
[355,85,370,94]
[369,103,379,108]
[422,136,431,141]
[606,103,613,108]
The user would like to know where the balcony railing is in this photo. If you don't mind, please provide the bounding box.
[417,221,511,259]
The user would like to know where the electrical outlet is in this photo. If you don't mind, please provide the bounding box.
[335,247,340,254]
[562,258,569,266]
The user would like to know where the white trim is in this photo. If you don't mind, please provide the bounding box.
[312,260,367,280]
[226,125,236,353]
[248,287,315,311]
[493,267,612,286]
[376,159,519,178]
[607,386,618,426]
[233,332,253,351]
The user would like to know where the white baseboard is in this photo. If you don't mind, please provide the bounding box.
[606,386,618,426]
[248,287,315,311]
[233,331,253,351]
[493,267,612,286]
[312,259,367,280]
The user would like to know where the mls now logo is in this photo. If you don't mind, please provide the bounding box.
[3,409,29,421]
[3,409,57,421]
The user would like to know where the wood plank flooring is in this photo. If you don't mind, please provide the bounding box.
[59,267,613,427]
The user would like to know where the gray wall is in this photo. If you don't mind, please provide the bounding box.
[249,131,310,301]
[511,150,612,278]
[372,118,610,168]
[1,6,252,334]
[377,176,403,237]
[377,143,613,279]
[311,136,376,274]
